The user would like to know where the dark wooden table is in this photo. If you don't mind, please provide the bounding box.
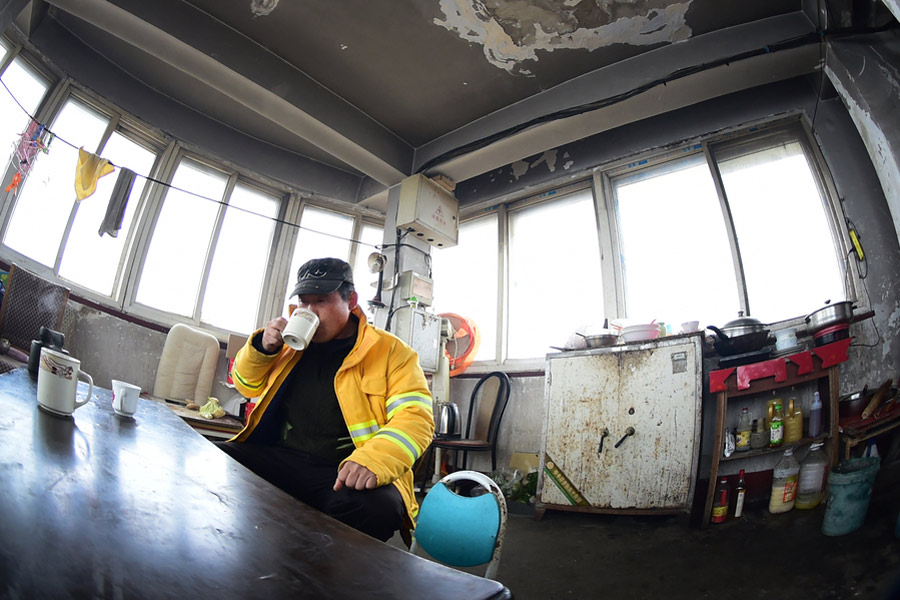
[0,368,512,599]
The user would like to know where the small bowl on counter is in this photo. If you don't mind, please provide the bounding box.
[620,324,661,343]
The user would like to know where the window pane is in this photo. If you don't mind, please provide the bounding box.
[431,214,498,362]
[614,154,739,329]
[508,190,603,358]
[282,206,354,314]
[352,222,385,314]
[1,58,50,160]
[58,132,157,295]
[136,159,227,316]
[718,140,845,321]
[201,183,279,333]
[4,100,109,266]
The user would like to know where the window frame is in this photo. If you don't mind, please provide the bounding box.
[0,57,384,339]
[123,149,291,337]
[450,113,860,372]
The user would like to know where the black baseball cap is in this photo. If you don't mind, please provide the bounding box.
[291,257,354,297]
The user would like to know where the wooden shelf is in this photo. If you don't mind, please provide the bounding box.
[720,435,830,462]
[701,339,850,527]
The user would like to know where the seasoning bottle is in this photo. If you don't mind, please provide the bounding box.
[808,392,823,438]
[736,408,752,452]
[769,447,800,513]
[734,469,747,519]
[769,402,785,448]
[750,418,769,450]
[711,477,729,523]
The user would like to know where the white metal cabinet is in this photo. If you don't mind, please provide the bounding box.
[536,334,703,516]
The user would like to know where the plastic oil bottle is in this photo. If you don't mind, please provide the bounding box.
[769,447,800,513]
[795,442,829,509]
[784,397,803,444]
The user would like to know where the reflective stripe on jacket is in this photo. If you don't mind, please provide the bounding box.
[230,305,434,531]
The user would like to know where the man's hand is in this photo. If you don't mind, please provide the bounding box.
[334,461,377,491]
[261,316,288,353]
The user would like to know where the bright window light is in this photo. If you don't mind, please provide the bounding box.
[59,132,157,295]
[719,141,845,322]
[0,58,50,162]
[508,189,603,358]
[201,183,279,333]
[431,214,499,362]
[4,100,108,266]
[353,222,385,314]
[282,206,354,315]
[613,154,739,328]
[136,159,227,316]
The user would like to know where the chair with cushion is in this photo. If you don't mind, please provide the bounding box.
[0,264,70,374]
[411,470,508,580]
[153,323,221,404]
[431,371,511,473]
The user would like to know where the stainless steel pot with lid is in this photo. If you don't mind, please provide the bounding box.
[806,300,855,333]
[718,311,768,337]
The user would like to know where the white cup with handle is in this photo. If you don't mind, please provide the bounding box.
[282,307,320,351]
[36,347,94,417]
[111,380,141,417]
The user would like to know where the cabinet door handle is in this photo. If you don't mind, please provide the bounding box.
[614,427,636,448]
[598,428,609,454]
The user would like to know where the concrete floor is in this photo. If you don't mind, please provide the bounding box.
[400,462,900,600]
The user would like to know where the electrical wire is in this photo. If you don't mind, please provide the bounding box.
[416,22,897,175]
[0,78,379,251]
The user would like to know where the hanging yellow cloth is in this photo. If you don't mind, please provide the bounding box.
[74,147,114,200]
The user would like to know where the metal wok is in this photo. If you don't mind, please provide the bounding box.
[706,325,772,356]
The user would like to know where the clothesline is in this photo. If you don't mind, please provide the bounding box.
[0,77,379,250]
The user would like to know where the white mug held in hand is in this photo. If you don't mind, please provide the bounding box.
[111,380,141,417]
[282,307,319,351]
[37,347,94,417]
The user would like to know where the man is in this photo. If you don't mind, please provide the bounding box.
[220,257,434,542]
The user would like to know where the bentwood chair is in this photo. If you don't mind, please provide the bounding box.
[153,323,221,404]
[431,371,511,473]
[0,264,70,374]
[411,470,508,580]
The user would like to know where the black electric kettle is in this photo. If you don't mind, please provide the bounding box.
[27,326,67,378]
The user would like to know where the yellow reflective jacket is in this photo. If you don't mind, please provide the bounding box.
[230,306,434,533]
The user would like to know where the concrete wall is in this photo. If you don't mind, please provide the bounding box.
[450,73,900,477]
[60,301,236,409]
[49,68,899,479]
[16,19,898,481]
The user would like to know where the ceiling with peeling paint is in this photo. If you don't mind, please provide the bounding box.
[13,0,833,205]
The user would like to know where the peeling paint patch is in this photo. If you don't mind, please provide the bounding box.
[532,149,558,172]
[434,0,693,75]
[885,302,900,361]
[250,0,279,17]
[511,159,530,180]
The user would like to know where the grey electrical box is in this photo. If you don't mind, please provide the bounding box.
[392,306,442,373]
[396,270,434,306]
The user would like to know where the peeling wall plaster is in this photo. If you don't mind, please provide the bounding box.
[250,0,279,17]
[435,0,692,75]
